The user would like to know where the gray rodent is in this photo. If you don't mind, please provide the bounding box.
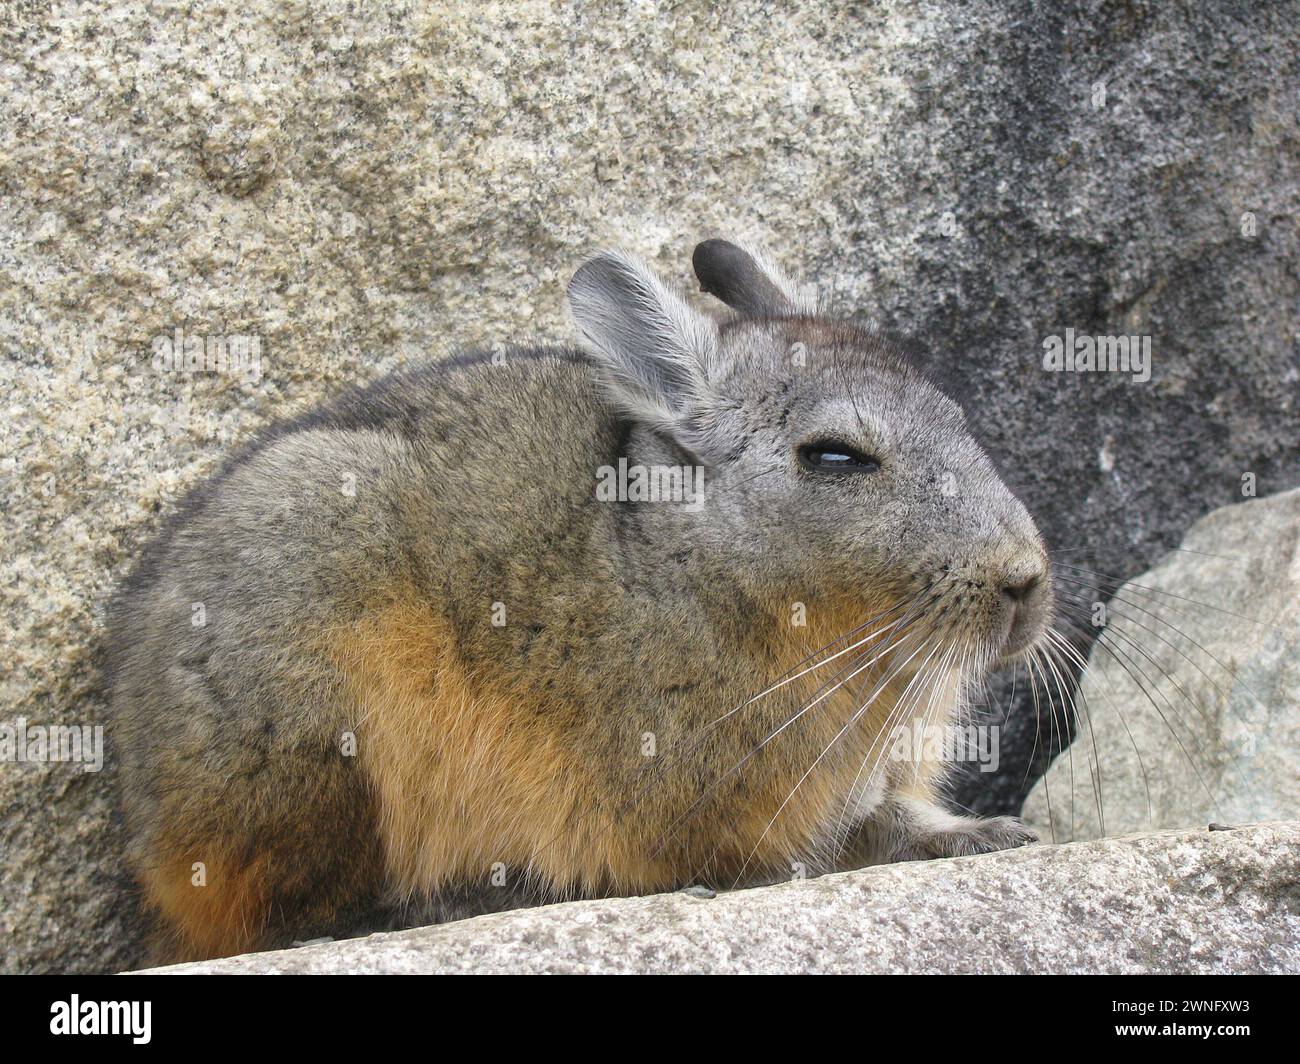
[108,238,1051,963]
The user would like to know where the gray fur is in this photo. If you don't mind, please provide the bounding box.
[108,241,1051,961]
[568,249,719,431]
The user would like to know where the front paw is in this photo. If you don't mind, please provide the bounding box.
[872,799,1040,864]
[931,815,1037,858]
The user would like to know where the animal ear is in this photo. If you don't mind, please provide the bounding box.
[568,250,718,425]
[692,238,817,317]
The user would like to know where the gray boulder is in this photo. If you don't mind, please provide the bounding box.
[1024,488,1300,840]
[140,823,1300,975]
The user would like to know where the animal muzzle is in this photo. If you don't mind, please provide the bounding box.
[995,556,1051,658]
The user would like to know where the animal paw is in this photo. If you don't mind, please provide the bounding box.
[924,815,1038,859]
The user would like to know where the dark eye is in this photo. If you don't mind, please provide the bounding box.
[797,441,881,474]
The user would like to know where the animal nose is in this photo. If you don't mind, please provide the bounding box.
[1001,572,1042,602]
[996,560,1051,658]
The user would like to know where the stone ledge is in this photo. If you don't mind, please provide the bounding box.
[135,821,1300,975]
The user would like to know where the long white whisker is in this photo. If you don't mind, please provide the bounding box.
[730,635,943,888]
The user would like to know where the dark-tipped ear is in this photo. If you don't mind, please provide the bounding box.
[568,250,718,426]
[692,238,817,318]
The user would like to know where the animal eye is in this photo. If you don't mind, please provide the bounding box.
[797,441,881,474]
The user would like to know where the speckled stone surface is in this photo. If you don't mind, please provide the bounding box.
[1024,489,1300,841]
[2,2,1296,972]
[140,823,1300,974]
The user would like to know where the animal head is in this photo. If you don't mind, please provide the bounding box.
[568,238,1051,672]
